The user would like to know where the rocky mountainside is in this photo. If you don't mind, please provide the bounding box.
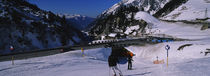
[88,0,189,39]
[59,14,95,31]
[0,0,87,54]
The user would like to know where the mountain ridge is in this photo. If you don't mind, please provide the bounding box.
[88,0,198,39]
[58,14,95,31]
[0,0,87,54]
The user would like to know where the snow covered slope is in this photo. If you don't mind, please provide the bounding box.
[1,37,210,76]
[89,0,182,39]
[162,0,210,21]
[103,0,170,15]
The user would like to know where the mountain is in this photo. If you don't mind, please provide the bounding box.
[59,14,95,31]
[89,0,170,39]
[102,0,170,16]
[0,0,87,54]
[88,0,191,39]
[160,0,210,21]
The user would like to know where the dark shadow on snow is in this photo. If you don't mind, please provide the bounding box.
[124,72,152,76]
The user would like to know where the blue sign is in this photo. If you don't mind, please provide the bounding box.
[162,40,167,42]
[152,40,156,42]
[165,45,170,50]
[157,40,161,43]
[168,40,174,42]
[165,45,170,57]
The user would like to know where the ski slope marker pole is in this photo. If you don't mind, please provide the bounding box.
[12,56,14,65]
[81,48,84,57]
[165,45,170,67]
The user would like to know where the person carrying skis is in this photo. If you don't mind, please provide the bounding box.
[108,55,123,76]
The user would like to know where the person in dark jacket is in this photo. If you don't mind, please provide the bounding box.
[123,48,134,70]
[127,54,133,70]
[108,46,123,76]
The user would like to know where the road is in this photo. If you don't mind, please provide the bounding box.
[0,36,181,61]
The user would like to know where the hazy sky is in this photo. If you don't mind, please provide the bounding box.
[28,0,121,18]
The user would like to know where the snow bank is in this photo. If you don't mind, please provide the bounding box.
[126,40,210,63]
[153,22,210,39]
[85,48,111,61]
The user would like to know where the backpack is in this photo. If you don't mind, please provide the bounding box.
[117,57,128,64]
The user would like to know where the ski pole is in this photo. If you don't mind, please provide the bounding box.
[109,67,110,76]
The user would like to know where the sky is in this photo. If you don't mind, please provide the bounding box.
[28,0,121,18]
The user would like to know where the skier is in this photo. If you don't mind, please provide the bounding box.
[108,55,123,76]
[127,51,134,70]
[108,45,123,76]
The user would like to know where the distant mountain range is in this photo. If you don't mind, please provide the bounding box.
[59,14,95,31]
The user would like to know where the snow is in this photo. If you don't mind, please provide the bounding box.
[59,14,84,19]
[153,22,210,39]
[1,32,210,76]
[162,0,210,21]
[122,0,135,5]
[135,11,160,25]
[125,25,139,35]
[1,38,210,76]
[1,18,210,76]
[103,3,120,14]
[108,33,117,37]
[1,2,210,75]
[103,0,170,16]
[0,48,112,76]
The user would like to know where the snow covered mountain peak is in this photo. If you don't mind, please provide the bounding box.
[103,0,170,16]
[59,14,85,19]
[90,0,172,38]
[58,13,95,30]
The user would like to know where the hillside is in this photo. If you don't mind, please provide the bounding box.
[88,0,189,39]
[0,0,87,54]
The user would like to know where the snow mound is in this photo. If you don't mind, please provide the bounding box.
[135,11,160,25]
[85,48,111,61]
[126,40,210,62]
[154,22,210,39]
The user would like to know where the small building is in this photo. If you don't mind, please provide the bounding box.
[101,35,105,40]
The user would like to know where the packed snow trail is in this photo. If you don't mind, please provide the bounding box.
[0,48,112,76]
[0,47,167,76]
[1,40,210,76]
